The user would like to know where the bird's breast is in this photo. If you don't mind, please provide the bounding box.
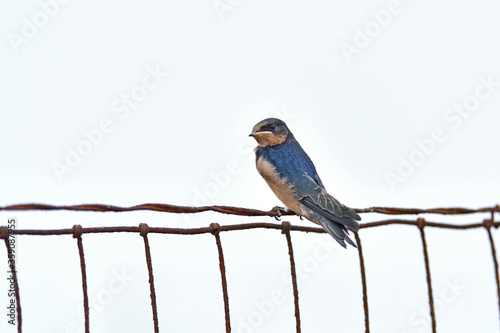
[255,155,303,214]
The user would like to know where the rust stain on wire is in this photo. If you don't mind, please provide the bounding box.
[210,223,231,333]
[355,231,369,333]
[282,221,301,333]
[418,219,436,333]
[72,225,90,333]
[1,226,22,333]
[140,223,160,333]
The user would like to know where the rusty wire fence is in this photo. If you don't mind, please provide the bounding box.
[1,203,499,333]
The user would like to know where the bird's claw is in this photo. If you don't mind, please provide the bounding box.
[271,206,288,221]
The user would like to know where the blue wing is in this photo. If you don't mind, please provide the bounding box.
[257,141,360,248]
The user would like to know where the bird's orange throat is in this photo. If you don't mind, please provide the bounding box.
[252,132,287,147]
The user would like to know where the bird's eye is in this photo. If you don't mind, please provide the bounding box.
[269,124,276,130]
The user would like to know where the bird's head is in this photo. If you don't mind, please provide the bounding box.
[249,118,293,147]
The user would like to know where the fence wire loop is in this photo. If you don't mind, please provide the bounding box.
[485,219,494,230]
[140,223,150,236]
[72,224,83,238]
[281,221,292,234]
[0,226,8,239]
[210,222,221,236]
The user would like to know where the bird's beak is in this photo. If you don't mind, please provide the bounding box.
[249,131,271,137]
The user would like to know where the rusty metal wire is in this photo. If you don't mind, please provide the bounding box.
[0,204,499,333]
[72,225,90,333]
[354,231,369,333]
[210,223,231,333]
[1,203,499,216]
[417,219,436,333]
[282,221,301,333]
[485,218,500,329]
[140,223,160,333]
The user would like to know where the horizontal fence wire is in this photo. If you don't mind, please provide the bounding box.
[1,203,499,216]
[0,204,499,333]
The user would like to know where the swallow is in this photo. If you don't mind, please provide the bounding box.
[250,118,360,248]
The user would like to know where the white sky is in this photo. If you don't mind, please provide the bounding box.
[1,0,499,332]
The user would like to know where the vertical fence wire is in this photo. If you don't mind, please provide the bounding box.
[73,225,90,333]
[354,231,370,333]
[211,223,231,333]
[1,227,22,333]
[417,218,436,333]
[484,216,500,329]
[282,221,301,333]
[139,224,160,333]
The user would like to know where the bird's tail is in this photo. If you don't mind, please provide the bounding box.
[302,206,359,248]
[317,218,357,248]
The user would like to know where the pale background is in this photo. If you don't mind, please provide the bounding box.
[1,0,499,332]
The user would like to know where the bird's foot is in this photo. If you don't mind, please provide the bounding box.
[271,206,288,221]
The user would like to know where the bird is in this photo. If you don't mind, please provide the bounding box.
[250,118,360,248]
